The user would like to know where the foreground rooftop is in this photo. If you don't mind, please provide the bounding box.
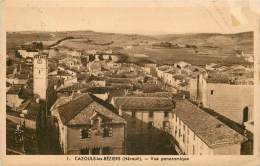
[54,93,125,126]
[175,99,247,148]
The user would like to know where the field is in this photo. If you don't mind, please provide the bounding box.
[7,31,253,65]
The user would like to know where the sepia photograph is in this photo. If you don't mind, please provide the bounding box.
[1,0,260,165]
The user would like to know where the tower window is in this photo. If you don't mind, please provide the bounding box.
[210,90,214,95]
[39,70,41,74]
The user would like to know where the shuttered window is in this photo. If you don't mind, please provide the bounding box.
[80,128,90,139]
[103,127,113,137]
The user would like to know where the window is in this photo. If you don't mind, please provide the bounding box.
[80,128,90,139]
[172,113,175,119]
[92,148,100,155]
[103,147,112,155]
[187,129,190,135]
[179,129,181,137]
[132,111,136,118]
[164,111,169,118]
[183,124,186,131]
[93,118,100,129]
[148,121,154,129]
[176,116,178,122]
[163,121,170,129]
[80,148,89,155]
[103,127,113,137]
[149,111,154,118]
[183,134,185,143]
[193,133,196,140]
[38,70,41,74]
[210,90,214,95]
[193,145,195,155]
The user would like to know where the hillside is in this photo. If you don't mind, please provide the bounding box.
[157,32,253,53]
[7,31,253,65]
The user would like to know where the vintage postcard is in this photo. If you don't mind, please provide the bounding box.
[0,0,260,165]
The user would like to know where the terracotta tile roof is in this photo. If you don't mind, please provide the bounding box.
[141,83,164,93]
[175,99,247,148]
[56,93,125,125]
[173,74,186,80]
[58,94,93,124]
[15,74,29,79]
[106,78,133,84]
[158,65,171,71]
[113,96,175,111]
[57,70,71,76]
[206,72,230,84]
[58,83,92,92]
[107,89,127,102]
[127,92,174,98]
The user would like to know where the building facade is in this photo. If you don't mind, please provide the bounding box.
[111,96,175,154]
[51,93,126,155]
[188,74,254,124]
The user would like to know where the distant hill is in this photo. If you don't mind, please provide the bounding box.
[156,31,253,54]
[7,31,253,65]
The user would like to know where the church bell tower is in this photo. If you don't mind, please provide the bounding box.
[33,53,48,100]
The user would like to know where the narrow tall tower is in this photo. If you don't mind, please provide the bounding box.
[33,53,48,100]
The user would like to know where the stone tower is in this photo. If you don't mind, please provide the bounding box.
[33,53,48,100]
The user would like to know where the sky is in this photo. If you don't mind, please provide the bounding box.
[4,0,259,34]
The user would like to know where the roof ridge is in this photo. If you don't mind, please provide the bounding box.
[58,93,94,124]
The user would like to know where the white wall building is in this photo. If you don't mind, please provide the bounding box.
[171,99,247,155]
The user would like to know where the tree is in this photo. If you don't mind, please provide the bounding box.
[32,42,43,50]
